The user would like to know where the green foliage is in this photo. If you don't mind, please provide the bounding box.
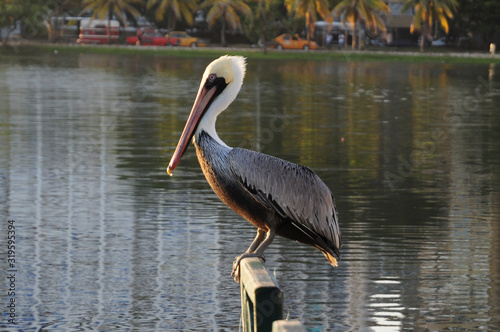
[402,0,458,51]
[242,0,286,46]
[285,0,332,41]
[81,0,142,26]
[332,0,391,49]
[3,0,498,50]
[80,0,142,43]
[146,0,197,29]
[451,0,500,47]
[196,0,252,46]
[0,0,48,41]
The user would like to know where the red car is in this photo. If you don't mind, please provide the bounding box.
[126,28,169,46]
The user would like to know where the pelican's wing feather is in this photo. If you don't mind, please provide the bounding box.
[228,148,342,250]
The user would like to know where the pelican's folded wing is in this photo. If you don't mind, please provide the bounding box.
[228,147,342,253]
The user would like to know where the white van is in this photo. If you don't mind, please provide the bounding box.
[77,18,120,44]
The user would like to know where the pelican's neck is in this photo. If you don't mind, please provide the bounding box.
[194,111,229,148]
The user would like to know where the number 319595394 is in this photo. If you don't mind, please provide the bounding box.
[7,220,16,268]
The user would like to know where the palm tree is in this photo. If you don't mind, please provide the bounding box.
[332,0,391,50]
[81,0,141,43]
[146,0,197,29]
[36,0,82,42]
[197,0,252,46]
[284,0,332,43]
[402,0,458,52]
[245,0,281,53]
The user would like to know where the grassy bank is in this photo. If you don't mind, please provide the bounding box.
[2,43,500,64]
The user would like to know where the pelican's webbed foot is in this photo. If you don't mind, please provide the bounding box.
[231,253,266,283]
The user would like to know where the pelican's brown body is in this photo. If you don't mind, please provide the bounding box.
[195,130,341,267]
[168,56,341,280]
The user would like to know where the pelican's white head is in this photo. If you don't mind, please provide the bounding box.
[196,55,246,139]
[200,55,246,97]
[167,55,246,175]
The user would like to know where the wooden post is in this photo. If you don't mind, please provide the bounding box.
[272,320,306,332]
[240,257,283,332]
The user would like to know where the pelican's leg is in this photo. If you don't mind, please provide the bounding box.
[252,229,275,256]
[231,229,266,282]
[244,228,267,253]
[232,229,275,282]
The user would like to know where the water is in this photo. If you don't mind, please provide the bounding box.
[1,52,499,331]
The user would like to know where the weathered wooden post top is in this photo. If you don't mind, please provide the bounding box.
[239,257,305,332]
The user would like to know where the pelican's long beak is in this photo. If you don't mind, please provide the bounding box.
[167,85,217,176]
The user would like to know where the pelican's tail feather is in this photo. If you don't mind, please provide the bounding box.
[321,250,339,267]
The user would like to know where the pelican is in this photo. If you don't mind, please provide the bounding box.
[167,55,341,281]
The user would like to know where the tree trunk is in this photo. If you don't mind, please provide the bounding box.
[221,13,226,46]
[169,10,177,30]
[107,5,112,44]
[306,11,311,44]
[261,32,267,54]
[107,19,111,44]
[358,28,362,50]
[352,22,357,49]
[259,0,267,54]
[420,23,428,52]
[420,10,431,52]
[45,19,54,42]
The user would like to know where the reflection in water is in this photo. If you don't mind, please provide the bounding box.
[0,53,499,331]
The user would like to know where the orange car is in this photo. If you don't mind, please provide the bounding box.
[166,31,206,47]
[274,34,318,50]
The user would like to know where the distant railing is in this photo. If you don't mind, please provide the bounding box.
[239,257,305,332]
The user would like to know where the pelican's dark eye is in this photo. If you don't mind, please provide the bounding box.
[204,72,226,92]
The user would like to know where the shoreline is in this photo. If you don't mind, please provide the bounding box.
[2,41,499,64]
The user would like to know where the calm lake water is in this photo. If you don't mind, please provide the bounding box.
[1,51,499,331]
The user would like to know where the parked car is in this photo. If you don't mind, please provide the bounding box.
[417,36,433,47]
[369,37,388,47]
[273,34,318,50]
[431,37,451,47]
[166,31,205,47]
[126,28,169,46]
